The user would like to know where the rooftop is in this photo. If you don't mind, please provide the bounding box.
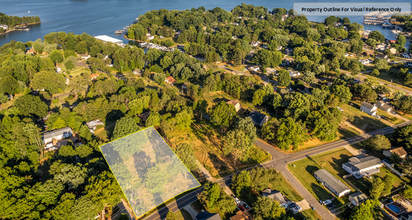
[94,35,123,44]
[343,156,382,172]
[349,192,368,205]
[314,169,350,195]
[361,102,375,110]
[226,100,240,106]
[43,127,73,140]
[248,110,268,124]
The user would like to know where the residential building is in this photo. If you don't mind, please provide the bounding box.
[147,35,154,40]
[281,14,289,21]
[91,73,99,80]
[229,211,252,220]
[402,53,411,59]
[389,48,397,54]
[262,44,268,49]
[133,69,142,76]
[360,59,370,65]
[277,45,283,50]
[195,211,222,220]
[383,147,408,159]
[43,127,73,145]
[165,76,176,84]
[226,100,241,112]
[86,119,104,133]
[314,169,351,198]
[376,100,392,112]
[288,70,300,77]
[78,54,91,60]
[376,54,389,61]
[95,35,124,47]
[364,50,374,56]
[262,189,287,207]
[140,111,151,122]
[360,102,378,116]
[0,24,9,30]
[353,77,362,84]
[400,212,412,220]
[232,36,238,40]
[250,41,260,47]
[342,156,383,179]
[349,192,368,206]
[285,47,293,55]
[249,66,260,72]
[248,111,269,127]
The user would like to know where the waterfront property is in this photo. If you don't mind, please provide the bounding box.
[94,35,124,47]
[342,156,383,179]
[314,169,351,198]
[0,24,9,30]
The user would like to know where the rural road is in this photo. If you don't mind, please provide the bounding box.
[143,121,412,220]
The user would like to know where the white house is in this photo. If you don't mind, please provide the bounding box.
[147,35,154,40]
[43,127,73,145]
[288,70,301,77]
[231,36,238,40]
[226,100,241,112]
[360,59,370,65]
[86,119,104,134]
[342,156,383,179]
[360,102,378,116]
[250,41,260,47]
[249,66,260,72]
[402,53,411,59]
[314,169,351,198]
[0,24,9,30]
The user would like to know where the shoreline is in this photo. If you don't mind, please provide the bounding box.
[0,21,41,36]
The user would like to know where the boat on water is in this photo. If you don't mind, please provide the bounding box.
[115,30,124,34]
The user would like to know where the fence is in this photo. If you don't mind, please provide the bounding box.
[382,160,404,177]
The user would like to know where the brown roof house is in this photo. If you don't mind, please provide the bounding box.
[229,211,252,220]
[165,76,176,84]
[383,147,408,159]
[226,100,241,112]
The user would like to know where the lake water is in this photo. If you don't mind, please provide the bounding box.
[0,0,410,48]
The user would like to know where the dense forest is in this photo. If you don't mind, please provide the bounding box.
[0,3,412,220]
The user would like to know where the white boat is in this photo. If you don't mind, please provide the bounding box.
[28,11,30,13]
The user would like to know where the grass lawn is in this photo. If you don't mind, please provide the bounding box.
[175,209,192,220]
[288,148,355,207]
[377,109,405,124]
[94,127,109,142]
[346,167,406,196]
[293,209,322,220]
[338,126,361,139]
[274,174,304,202]
[203,91,236,108]
[341,102,389,132]
[166,120,269,179]
[362,67,412,92]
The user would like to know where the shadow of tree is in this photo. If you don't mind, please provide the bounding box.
[105,109,125,139]
[133,150,154,178]
[330,154,351,176]
[311,183,333,201]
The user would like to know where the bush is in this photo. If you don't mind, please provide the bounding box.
[371,69,380,76]
[52,99,59,103]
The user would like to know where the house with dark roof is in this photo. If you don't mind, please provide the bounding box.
[383,147,408,159]
[195,211,221,220]
[360,102,378,116]
[43,127,73,145]
[226,100,241,112]
[376,100,392,112]
[342,156,383,179]
[349,192,368,206]
[314,169,351,197]
[248,111,269,127]
[140,111,151,122]
[262,189,287,207]
[376,54,389,61]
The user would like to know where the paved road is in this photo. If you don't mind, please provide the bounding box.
[144,121,412,220]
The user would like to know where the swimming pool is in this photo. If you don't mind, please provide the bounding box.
[387,204,401,213]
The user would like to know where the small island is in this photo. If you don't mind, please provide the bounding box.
[0,12,41,35]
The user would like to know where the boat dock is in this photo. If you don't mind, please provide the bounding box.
[363,16,389,25]
[115,30,124,34]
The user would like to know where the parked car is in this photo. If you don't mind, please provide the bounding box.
[235,198,240,204]
[326,204,336,210]
[238,205,245,211]
[242,204,250,211]
[322,199,332,205]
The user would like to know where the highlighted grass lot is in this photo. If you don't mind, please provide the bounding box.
[100,127,200,217]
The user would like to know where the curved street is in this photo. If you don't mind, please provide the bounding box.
[144,121,412,220]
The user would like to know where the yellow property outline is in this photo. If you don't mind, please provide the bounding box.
[99,126,201,219]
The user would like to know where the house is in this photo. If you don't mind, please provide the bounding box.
[288,70,301,77]
[133,69,142,76]
[86,119,104,133]
[314,169,351,197]
[165,76,176,84]
[195,211,222,220]
[360,102,378,116]
[232,36,238,40]
[353,77,362,84]
[262,44,268,49]
[389,48,397,54]
[249,66,260,72]
[400,212,412,220]
[182,82,190,93]
[281,14,289,21]
[248,111,269,127]
[56,67,62,73]
[383,147,408,159]
[277,45,283,50]
[285,48,293,55]
[78,54,91,60]
[376,54,389,61]
[360,59,370,65]
[342,156,383,179]
[349,192,368,206]
[26,47,35,55]
[90,73,99,80]
[140,111,151,122]
[147,35,154,40]
[226,100,241,112]
[250,41,260,47]
[43,127,73,145]
[376,43,388,51]
[0,24,9,30]
[402,53,411,59]
[229,211,252,220]
[376,100,392,112]
[262,189,287,207]
[389,40,396,44]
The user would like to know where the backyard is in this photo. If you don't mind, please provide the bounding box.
[288,148,356,207]
[340,102,390,132]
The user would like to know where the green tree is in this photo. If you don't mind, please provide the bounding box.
[374,59,389,71]
[350,199,379,220]
[396,34,406,46]
[382,174,394,196]
[277,69,291,87]
[302,71,315,85]
[49,50,64,65]
[32,71,67,95]
[65,60,75,70]
[211,101,236,129]
[166,212,176,220]
[232,171,251,198]
[253,89,266,106]
[253,196,285,220]
[367,135,391,151]
[370,177,385,199]
[174,143,197,171]
[54,164,87,189]
[145,112,161,127]
[112,116,140,140]
[371,69,379,76]
[154,72,166,86]
[369,30,385,43]
[276,117,308,150]
[401,185,412,200]
[144,166,167,194]
[14,94,48,118]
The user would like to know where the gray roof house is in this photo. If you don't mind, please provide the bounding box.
[248,111,269,127]
[342,156,383,179]
[376,100,392,112]
[360,102,378,116]
[43,127,73,144]
[195,211,222,220]
[262,189,287,206]
[314,169,351,197]
[349,192,368,206]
